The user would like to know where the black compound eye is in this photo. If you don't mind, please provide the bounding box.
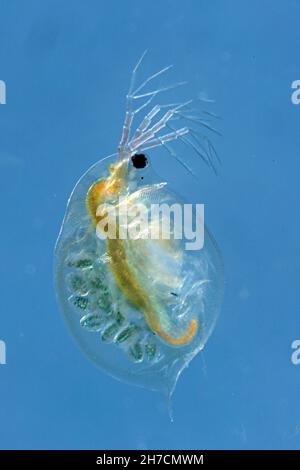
[131,153,148,169]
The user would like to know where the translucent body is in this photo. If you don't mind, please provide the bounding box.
[54,153,224,394]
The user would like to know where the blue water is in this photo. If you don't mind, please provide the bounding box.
[1,0,300,450]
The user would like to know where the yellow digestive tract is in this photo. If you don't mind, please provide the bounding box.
[86,164,198,346]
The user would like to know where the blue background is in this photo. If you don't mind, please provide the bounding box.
[1,0,300,450]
